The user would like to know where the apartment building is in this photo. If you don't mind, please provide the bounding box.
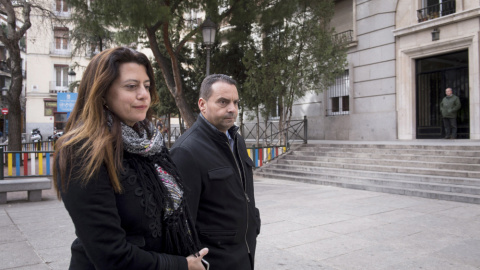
[25,0,94,140]
[292,0,480,140]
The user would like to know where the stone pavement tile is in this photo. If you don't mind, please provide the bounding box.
[367,208,426,223]
[387,230,466,256]
[36,246,72,269]
[433,204,480,220]
[285,235,378,262]
[347,222,423,243]
[432,239,480,268]
[6,264,51,270]
[289,209,354,227]
[24,226,75,250]
[0,225,25,245]
[259,220,309,236]
[0,211,13,227]
[258,226,338,249]
[403,200,460,214]
[334,203,398,217]
[49,260,71,270]
[395,213,478,238]
[15,217,74,240]
[255,241,337,270]
[387,256,479,270]
[0,241,43,270]
[321,244,420,270]
[6,207,70,225]
[318,216,388,235]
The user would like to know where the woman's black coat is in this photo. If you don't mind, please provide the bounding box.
[60,152,188,270]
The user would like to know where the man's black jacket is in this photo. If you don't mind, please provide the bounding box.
[171,116,261,270]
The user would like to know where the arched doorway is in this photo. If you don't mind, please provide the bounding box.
[415,50,469,139]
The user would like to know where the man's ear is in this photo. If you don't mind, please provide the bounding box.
[198,98,206,113]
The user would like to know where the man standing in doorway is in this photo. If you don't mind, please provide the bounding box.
[440,87,461,139]
[171,74,261,270]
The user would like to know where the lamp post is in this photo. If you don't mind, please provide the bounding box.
[1,86,7,141]
[68,68,76,85]
[201,17,216,76]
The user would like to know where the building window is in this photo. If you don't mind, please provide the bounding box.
[54,28,69,50]
[327,70,349,116]
[417,0,455,22]
[44,100,57,116]
[55,0,68,13]
[54,112,68,132]
[50,65,69,93]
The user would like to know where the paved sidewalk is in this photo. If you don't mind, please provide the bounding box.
[1,177,480,269]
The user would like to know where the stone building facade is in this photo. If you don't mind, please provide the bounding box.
[293,0,479,141]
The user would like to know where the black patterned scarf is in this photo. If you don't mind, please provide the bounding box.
[108,112,201,256]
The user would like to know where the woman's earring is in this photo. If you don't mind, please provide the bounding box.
[102,98,108,109]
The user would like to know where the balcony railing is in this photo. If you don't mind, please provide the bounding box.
[417,0,456,23]
[50,42,72,57]
[49,81,70,93]
[333,30,354,44]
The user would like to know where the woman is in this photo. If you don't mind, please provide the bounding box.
[54,47,208,270]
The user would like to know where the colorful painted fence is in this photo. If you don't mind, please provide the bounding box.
[0,150,54,179]
[247,145,288,168]
[0,141,55,153]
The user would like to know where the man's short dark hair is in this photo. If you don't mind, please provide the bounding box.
[199,74,237,100]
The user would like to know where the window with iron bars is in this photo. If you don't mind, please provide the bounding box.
[327,70,349,116]
[417,0,455,23]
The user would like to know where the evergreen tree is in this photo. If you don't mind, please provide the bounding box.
[67,0,257,128]
[244,0,347,144]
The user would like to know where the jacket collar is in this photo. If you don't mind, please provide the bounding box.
[198,114,239,142]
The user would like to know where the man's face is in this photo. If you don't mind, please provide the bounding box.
[446,88,452,96]
[199,81,239,133]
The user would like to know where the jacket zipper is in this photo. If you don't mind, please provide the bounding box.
[227,139,251,254]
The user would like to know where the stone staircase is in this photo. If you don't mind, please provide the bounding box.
[254,142,480,204]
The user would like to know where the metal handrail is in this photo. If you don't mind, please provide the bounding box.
[241,116,308,148]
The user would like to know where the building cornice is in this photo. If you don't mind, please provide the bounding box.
[393,7,480,37]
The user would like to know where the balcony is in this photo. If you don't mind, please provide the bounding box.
[50,43,71,57]
[417,0,456,23]
[333,30,354,44]
[49,81,71,93]
[53,10,71,18]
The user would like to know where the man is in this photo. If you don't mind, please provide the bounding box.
[440,87,461,139]
[171,74,260,270]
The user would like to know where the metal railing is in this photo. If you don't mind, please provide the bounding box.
[241,116,308,148]
[417,0,456,23]
[50,42,72,57]
[333,30,354,44]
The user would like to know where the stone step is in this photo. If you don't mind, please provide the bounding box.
[296,146,480,157]
[283,155,480,171]
[267,163,480,187]
[291,150,480,164]
[300,143,480,151]
[277,159,480,178]
[255,171,480,204]
[260,166,480,195]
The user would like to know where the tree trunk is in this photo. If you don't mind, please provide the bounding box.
[7,46,23,152]
[145,26,196,129]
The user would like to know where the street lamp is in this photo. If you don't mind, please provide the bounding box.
[1,86,7,140]
[201,17,216,76]
[68,68,76,84]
